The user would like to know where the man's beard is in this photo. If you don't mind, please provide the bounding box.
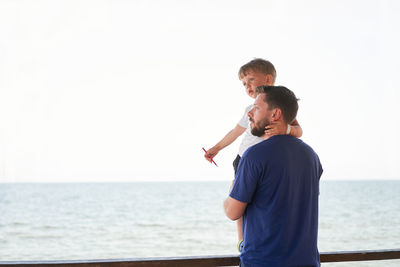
[250,118,270,137]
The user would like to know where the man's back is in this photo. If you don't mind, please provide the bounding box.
[230,135,323,267]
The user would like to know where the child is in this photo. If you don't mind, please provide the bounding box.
[204,58,303,251]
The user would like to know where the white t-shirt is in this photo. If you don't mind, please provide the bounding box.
[237,105,264,156]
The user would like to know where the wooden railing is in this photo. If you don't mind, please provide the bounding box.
[1,249,399,267]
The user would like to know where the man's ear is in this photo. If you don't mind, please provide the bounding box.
[271,108,283,122]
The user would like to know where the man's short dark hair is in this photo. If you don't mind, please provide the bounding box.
[256,85,299,124]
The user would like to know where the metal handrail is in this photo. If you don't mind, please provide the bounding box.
[1,249,399,266]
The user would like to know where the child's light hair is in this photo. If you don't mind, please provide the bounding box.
[238,58,277,84]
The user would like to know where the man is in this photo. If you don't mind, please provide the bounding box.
[224,85,323,267]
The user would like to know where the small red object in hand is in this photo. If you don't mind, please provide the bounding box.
[202,147,218,167]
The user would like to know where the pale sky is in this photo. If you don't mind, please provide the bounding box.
[1,0,399,182]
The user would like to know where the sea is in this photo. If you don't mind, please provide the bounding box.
[1,180,399,266]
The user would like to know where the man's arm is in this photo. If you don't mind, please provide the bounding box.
[204,124,246,163]
[224,196,247,221]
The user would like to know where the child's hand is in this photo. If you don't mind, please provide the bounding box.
[264,122,288,137]
[229,179,234,192]
[204,147,219,163]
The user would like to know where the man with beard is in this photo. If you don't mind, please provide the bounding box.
[224,85,323,267]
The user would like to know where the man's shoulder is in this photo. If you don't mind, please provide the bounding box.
[289,136,318,155]
[242,139,270,160]
[249,136,282,150]
[244,136,317,157]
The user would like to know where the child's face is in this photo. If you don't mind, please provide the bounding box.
[240,70,273,99]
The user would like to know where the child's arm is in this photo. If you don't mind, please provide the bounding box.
[288,119,303,137]
[264,118,303,138]
[204,124,246,163]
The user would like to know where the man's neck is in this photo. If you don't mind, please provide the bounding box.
[262,121,287,140]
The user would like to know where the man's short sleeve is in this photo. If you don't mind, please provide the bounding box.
[318,156,323,178]
[230,153,261,203]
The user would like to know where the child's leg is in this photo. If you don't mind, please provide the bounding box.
[233,155,243,250]
[237,217,243,240]
[237,217,244,252]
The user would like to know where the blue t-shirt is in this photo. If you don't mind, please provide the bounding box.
[230,135,323,267]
